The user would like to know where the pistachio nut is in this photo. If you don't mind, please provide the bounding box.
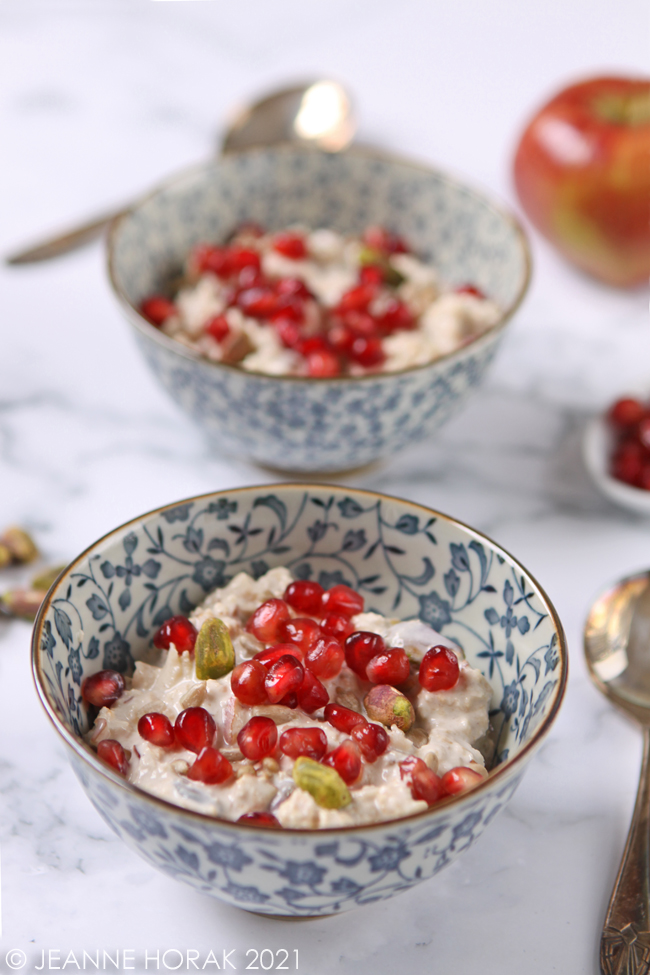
[292,756,351,809]
[195,617,235,681]
[0,527,39,564]
[364,684,415,732]
[0,589,46,620]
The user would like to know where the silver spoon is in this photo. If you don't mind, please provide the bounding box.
[584,569,650,974]
[5,79,355,266]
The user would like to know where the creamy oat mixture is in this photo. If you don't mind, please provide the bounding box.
[140,225,501,378]
[89,568,492,828]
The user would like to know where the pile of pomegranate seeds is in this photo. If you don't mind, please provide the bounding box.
[139,224,495,379]
[89,570,491,825]
[607,396,650,490]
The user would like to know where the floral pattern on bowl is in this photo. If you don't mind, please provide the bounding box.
[33,485,566,916]
[108,147,530,472]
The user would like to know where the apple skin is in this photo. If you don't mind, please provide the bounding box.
[513,76,650,287]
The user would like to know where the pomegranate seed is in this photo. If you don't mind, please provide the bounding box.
[295,671,329,713]
[97,739,128,776]
[265,655,304,705]
[322,585,364,618]
[174,707,216,753]
[273,317,304,349]
[322,739,362,785]
[296,335,330,361]
[253,644,304,668]
[279,727,328,761]
[327,322,356,355]
[344,631,385,678]
[81,670,125,708]
[152,615,198,654]
[375,299,414,333]
[307,350,341,378]
[441,766,484,796]
[638,416,650,451]
[278,691,299,708]
[611,440,644,485]
[455,284,486,299]
[419,647,460,692]
[237,716,278,761]
[608,397,646,429]
[192,244,231,278]
[187,746,232,784]
[336,283,378,314]
[281,617,323,654]
[246,599,291,643]
[270,295,305,323]
[350,335,385,368]
[237,287,279,318]
[400,756,443,806]
[305,636,345,680]
[235,264,266,290]
[321,613,355,641]
[351,722,389,762]
[137,712,175,748]
[359,265,384,287]
[641,464,650,490]
[238,811,281,827]
[366,647,411,685]
[284,580,325,616]
[205,314,230,342]
[230,660,268,705]
[140,296,176,326]
[363,226,408,254]
[272,232,307,260]
[276,277,313,299]
[227,247,261,274]
[324,702,367,734]
[342,310,380,337]
[276,276,312,299]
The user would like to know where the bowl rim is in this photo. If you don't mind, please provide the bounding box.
[32,483,567,835]
[106,143,532,385]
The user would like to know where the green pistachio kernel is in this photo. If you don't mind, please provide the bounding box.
[292,757,351,809]
[364,684,415,732]
[195,617,235,681]
[31,565,66,591]
[383,261,406,287]
[0,527,39,564]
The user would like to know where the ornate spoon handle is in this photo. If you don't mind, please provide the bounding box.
[601,726,650,974]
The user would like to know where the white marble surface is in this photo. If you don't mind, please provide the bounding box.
[1,1,649,972]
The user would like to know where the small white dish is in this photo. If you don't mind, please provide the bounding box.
[583,416,650,516]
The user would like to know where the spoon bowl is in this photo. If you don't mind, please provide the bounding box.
[584,570,650,971]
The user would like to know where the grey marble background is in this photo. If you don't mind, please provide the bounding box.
[1,1,648,972]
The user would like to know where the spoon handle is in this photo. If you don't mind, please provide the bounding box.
[4,208,126,265]
[601,726,650,974]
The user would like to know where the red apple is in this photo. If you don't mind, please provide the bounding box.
[513,76,650,287]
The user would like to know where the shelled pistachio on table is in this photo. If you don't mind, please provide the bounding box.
[0,525,64,621]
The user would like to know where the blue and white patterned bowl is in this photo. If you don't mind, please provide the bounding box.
[32,485,566,917]
[107,147,531,472]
